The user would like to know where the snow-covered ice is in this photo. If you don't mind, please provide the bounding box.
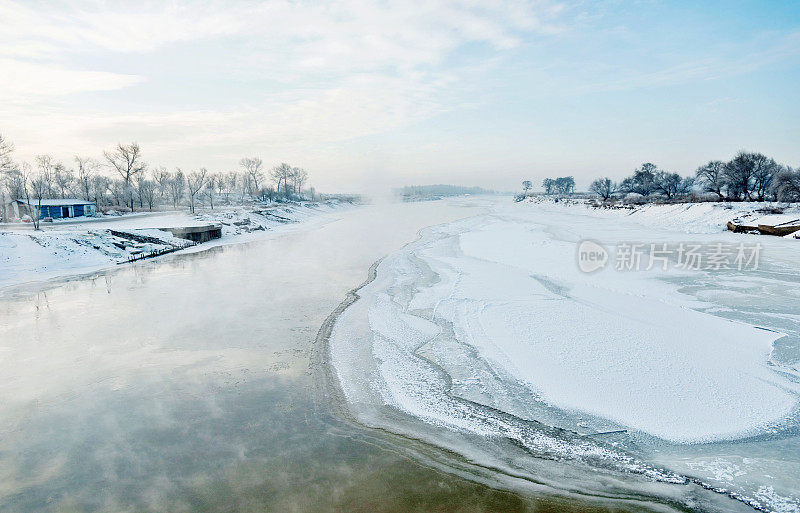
[454,221,793,442]
[330,198,800,512]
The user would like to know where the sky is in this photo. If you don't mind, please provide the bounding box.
[1,0,799,193]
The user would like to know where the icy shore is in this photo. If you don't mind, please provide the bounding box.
[330,198,800,512]
[522,197,800,237]
[0,201,354,293]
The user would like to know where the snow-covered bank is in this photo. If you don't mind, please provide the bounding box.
[0,201,355,293]
[522,197,800,237]
[330,199,800,512]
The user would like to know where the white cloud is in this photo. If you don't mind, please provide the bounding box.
[0,0,564,61]
[0,0,565,144]
[0,0,572,193]
[1,72,446,161]
[0,59,143,102]
[0,0,248,54]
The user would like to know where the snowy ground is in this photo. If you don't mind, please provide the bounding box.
[0,201,354,293]
[330,198,800,512]
[527,197,800,237]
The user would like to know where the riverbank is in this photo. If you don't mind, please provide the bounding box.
[520,196,800,238]
[0,200,354,294]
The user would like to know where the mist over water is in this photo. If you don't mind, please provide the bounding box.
[3,198,797,513]
[2,200,578,513]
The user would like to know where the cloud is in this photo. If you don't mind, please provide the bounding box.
[1,0,567,170]
[0,0,564,60]
[0,72,447,163]
[0,59,144,102]
[0,0,249,55]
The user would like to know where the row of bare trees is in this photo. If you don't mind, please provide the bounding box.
[588,152,799,202]
[541,176,575,195]
[238,158,308,199]
[589,163,693,201]
[0,134,315,222]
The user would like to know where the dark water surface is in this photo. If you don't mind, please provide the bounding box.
[1,201,683,512]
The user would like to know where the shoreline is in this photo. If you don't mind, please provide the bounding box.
[0,201,356,299]
[520,197,800,238]
[322,201,796,513]
[314,222,709,513]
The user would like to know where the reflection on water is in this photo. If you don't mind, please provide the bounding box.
[2,367,542,512]
[1,201,655,513]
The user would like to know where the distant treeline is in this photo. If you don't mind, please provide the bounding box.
[521,151,800,203]
[0,132,322,225]
[396,184,497,200]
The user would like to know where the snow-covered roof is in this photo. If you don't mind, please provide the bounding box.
[16,198,95,206]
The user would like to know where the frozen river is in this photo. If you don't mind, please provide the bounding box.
[1,198,798,512]
[330,200,800,513]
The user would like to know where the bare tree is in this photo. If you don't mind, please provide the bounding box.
[186,168,207,214]
[771,167,800,202]
[75,157,98,201]
[695,160,727,200]
[293,167,308,195]
[109,179,127,207]
[541,176,575,196]
[3,169,25,199]
[619,163,658,196]
[522,180,532,192]
[679,176,695,196]
[27,163,47,230]
[203,174,217,210]
[92,175,111,207]
[53,164,74,198]
[750,153,778,202]
[589,177,616,201]
[557,176,575,195]
[214,173,226,202]
[137,175,157,210]
[239,173,251,202]
[722,151,780,201]
[653,170,684,199]
[723,152,755,201]
[0,134,16,222]
[289,167,299,195]
[240,157,263,197]
[169,169,186,208]
[104,142,146,210]
[17,164,35,228]
[224,171,238,204]
[0,133,14,174]
[152,166,171,204]
[271,163,292,197]
[35,155,56,197]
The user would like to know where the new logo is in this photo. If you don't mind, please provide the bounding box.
[577,240,608,273]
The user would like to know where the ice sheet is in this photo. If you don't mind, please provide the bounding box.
[330,199,800,512]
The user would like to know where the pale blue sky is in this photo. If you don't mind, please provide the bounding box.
[1,0,798,192]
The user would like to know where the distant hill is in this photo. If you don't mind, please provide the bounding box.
[394,184,500,201]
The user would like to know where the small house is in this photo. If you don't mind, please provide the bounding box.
[12,199,97,220]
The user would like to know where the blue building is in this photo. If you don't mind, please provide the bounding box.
[13,199,97,220]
